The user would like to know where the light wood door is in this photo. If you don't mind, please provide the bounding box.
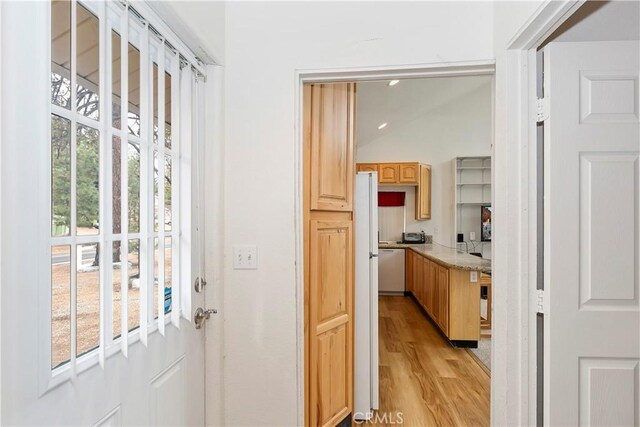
[398,163,419,184]
[310,83,355,211]
[436,265,449,336]
[304,82,356,427]
[379,164,399,184]
[309,220,353,427]
[415,165,432,220]
[356,163,378,173]
[543,40,640,425]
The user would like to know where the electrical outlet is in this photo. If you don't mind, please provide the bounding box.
[470,271,478,282]
[469,231,476,241]
[233,245,258,270]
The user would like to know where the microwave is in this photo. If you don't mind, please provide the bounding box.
[402,232,426,244]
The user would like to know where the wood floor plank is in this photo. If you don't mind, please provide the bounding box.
[373,296,490,426]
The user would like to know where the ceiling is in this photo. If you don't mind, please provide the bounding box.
[544,0,640,45]
[51,0,171,122]
[356,75,492,147]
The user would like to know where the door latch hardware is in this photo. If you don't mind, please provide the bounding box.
[194,277,207,293]
[194,307,217,329]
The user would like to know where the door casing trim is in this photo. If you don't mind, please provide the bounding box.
[294,60,495,426]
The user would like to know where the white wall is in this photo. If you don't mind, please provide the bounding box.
[356,76,492,246]
[223,2,493,425]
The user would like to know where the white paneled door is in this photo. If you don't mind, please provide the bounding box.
[543,40,640,426]
[1,1,207,425]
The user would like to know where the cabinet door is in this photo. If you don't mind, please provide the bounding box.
[309,83,355,211]
[424,259,433,314]
[437,265,450,336]
[431,262,439,322]
[309,220,353,426]
[356,163,378,173]
[379,164,399,184]
[399,163,419,184]
[413,253,422,304]
[405,250,414,293]
[415,164,432,220]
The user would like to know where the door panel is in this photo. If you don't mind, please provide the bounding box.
[310,83,355,211]
[0,2,206,424]
[310,220,353,427]
[544,40,639,426]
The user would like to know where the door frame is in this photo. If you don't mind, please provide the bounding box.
[294,61,495,425]
[499,1,585,425]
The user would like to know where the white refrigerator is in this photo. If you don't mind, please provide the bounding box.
[354,172,379,420]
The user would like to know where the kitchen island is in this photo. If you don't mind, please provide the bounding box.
[379,242,490,347]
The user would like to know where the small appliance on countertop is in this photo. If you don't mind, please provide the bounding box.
[402,231,426,244]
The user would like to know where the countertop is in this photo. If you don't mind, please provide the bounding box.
[378,242,492,274]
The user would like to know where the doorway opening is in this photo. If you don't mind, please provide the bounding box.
[298,62,496,427]
[354,75,494,425]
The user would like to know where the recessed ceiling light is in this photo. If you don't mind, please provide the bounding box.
[388,80,400,86]
[378,122,388,130]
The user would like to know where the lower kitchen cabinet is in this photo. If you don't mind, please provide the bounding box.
[408,250,479,344]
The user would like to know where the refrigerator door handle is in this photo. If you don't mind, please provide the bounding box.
[369,252,378,259]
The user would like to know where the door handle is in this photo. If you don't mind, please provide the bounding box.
[194,307,218,329]
[370,252,378,259]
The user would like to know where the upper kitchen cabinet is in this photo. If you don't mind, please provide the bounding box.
[309,83,355,211]
[399,163,419,183]
[379,163,400,183]
[356,162,422,186]
[356,163,378,173]
[415,164,432,220]
[356,161,431,221]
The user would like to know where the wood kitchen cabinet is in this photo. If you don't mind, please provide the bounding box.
[407,250,479,344]
[356,163,378,173]
[436,264,449,336]
[415,164,432,220]
[379,164,400,183]
[405,250,414,293]
[356,161,432,220]
[399,163,419,183]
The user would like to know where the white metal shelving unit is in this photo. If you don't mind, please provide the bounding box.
[453,156,491,259]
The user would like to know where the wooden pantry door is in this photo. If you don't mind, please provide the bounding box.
[304,82,356,427]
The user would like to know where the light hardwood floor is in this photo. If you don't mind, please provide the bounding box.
[374,296,490,427]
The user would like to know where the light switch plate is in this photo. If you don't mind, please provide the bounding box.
[233,245,258,270]
[470,271,478,282]
[469,231,476,241]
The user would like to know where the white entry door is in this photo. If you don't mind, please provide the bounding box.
[1,1,208,425]
[543,40,640,426]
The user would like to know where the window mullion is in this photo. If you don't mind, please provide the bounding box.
[98,1,113,368]
[138,21,151,346]
[170,52,181,328]
[119,4,130,357]
[157,43,166,335]
[69,0,78,380]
